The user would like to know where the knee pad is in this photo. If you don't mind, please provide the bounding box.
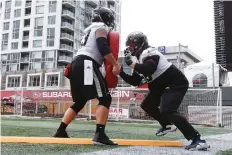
[70,99,86,113]
[98,94,112,109]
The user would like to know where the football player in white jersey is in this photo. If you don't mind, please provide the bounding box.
[53,7,120,145]
[119,31,210,151]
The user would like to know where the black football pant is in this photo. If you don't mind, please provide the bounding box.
[141,65,200,140]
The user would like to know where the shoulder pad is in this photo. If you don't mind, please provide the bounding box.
[84,22,110,34]
[139,47,157,63]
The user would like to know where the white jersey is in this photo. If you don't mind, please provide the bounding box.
[75,22,110,66]
[138,47,172,82]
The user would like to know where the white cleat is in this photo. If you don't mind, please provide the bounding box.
[156,125,177,136]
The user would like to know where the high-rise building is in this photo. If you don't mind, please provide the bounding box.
[0,0,121,90]
[214,0,232,71]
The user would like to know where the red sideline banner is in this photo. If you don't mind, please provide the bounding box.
[109,107,129,119]
[1,89,146,101]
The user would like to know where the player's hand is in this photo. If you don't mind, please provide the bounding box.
[112,64,121,75]
[124,48,131,57]
[125,56,133,66]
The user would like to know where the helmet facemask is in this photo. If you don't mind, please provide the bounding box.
[126,39,147,58]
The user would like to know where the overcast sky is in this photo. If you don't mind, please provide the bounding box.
[120,0,232,85]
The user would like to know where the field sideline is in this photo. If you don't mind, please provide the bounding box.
[1,117,232,155]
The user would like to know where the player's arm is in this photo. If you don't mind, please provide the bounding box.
[119,69,143,86]
[130,55,160,77]
[95,29,118,66]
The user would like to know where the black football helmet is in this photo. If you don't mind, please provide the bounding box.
[126,31,149,58]
[92,7,115,29]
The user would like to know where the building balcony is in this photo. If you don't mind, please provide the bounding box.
[62,0,75,8]
[21,57,29,63]
[62,10,75,20]
[60,33,74,42]
[60,44,73,52]
[61,22,74,31]
[86,0,98,7]
[58,56,72,64]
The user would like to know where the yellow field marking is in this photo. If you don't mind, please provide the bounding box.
[0,136,183,147]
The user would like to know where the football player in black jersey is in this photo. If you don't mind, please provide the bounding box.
[119,31,210,151]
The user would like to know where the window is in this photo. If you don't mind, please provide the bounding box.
[2,65,7,72]
[33,40,42,47]
[31,51,42,59]
[115,14,119,24]
[9,53,20,60]
[116,24,120,32]
[75,41,81,50]
[1,55,8,60]
[49,0,57,13]
[45,50,55,58]
[11,42,18,49]
[46,74,59,87]
[2,33,9,50]
[36,5,44,14]
[4,9,11,19]
[44,62,54,69]
[12,20,20,39]
[115,2,119,13]
[15,0,22,6]
[5,1,11,19]
[24,19,30,27]
[23,31,29,40]
[5,1,11,9]
[48,15,56,25]
[3,22,10,30]
[28,74,41,87]
[9,63,18,71]
[14,9,21,17]
[34,17,43,36]
[25,0,32,7]
[29,62,41,70]
[25,7,31,15]
[22,41,29,48]
[47,28,55,47]
[7,76,21,88]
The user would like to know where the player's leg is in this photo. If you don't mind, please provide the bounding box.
[91,64,117,145]
[160,88,210,150]
[92,94,117,145]
[53,59,88,138]
[53,98,87,138]
[140,90,177,136]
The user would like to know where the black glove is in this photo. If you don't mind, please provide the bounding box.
[125,56,133,66]
[124,48,133,66]
[124,48,131,57]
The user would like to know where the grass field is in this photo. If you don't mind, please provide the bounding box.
[216,149,232,155]
[1,117,232,155]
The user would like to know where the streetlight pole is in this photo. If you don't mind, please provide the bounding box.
[178,43,188,70]
[178,43,181,69]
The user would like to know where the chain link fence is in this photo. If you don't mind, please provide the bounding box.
[1,87,231,128]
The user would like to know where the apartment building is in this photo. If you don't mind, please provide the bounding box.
[0,0,121,90]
